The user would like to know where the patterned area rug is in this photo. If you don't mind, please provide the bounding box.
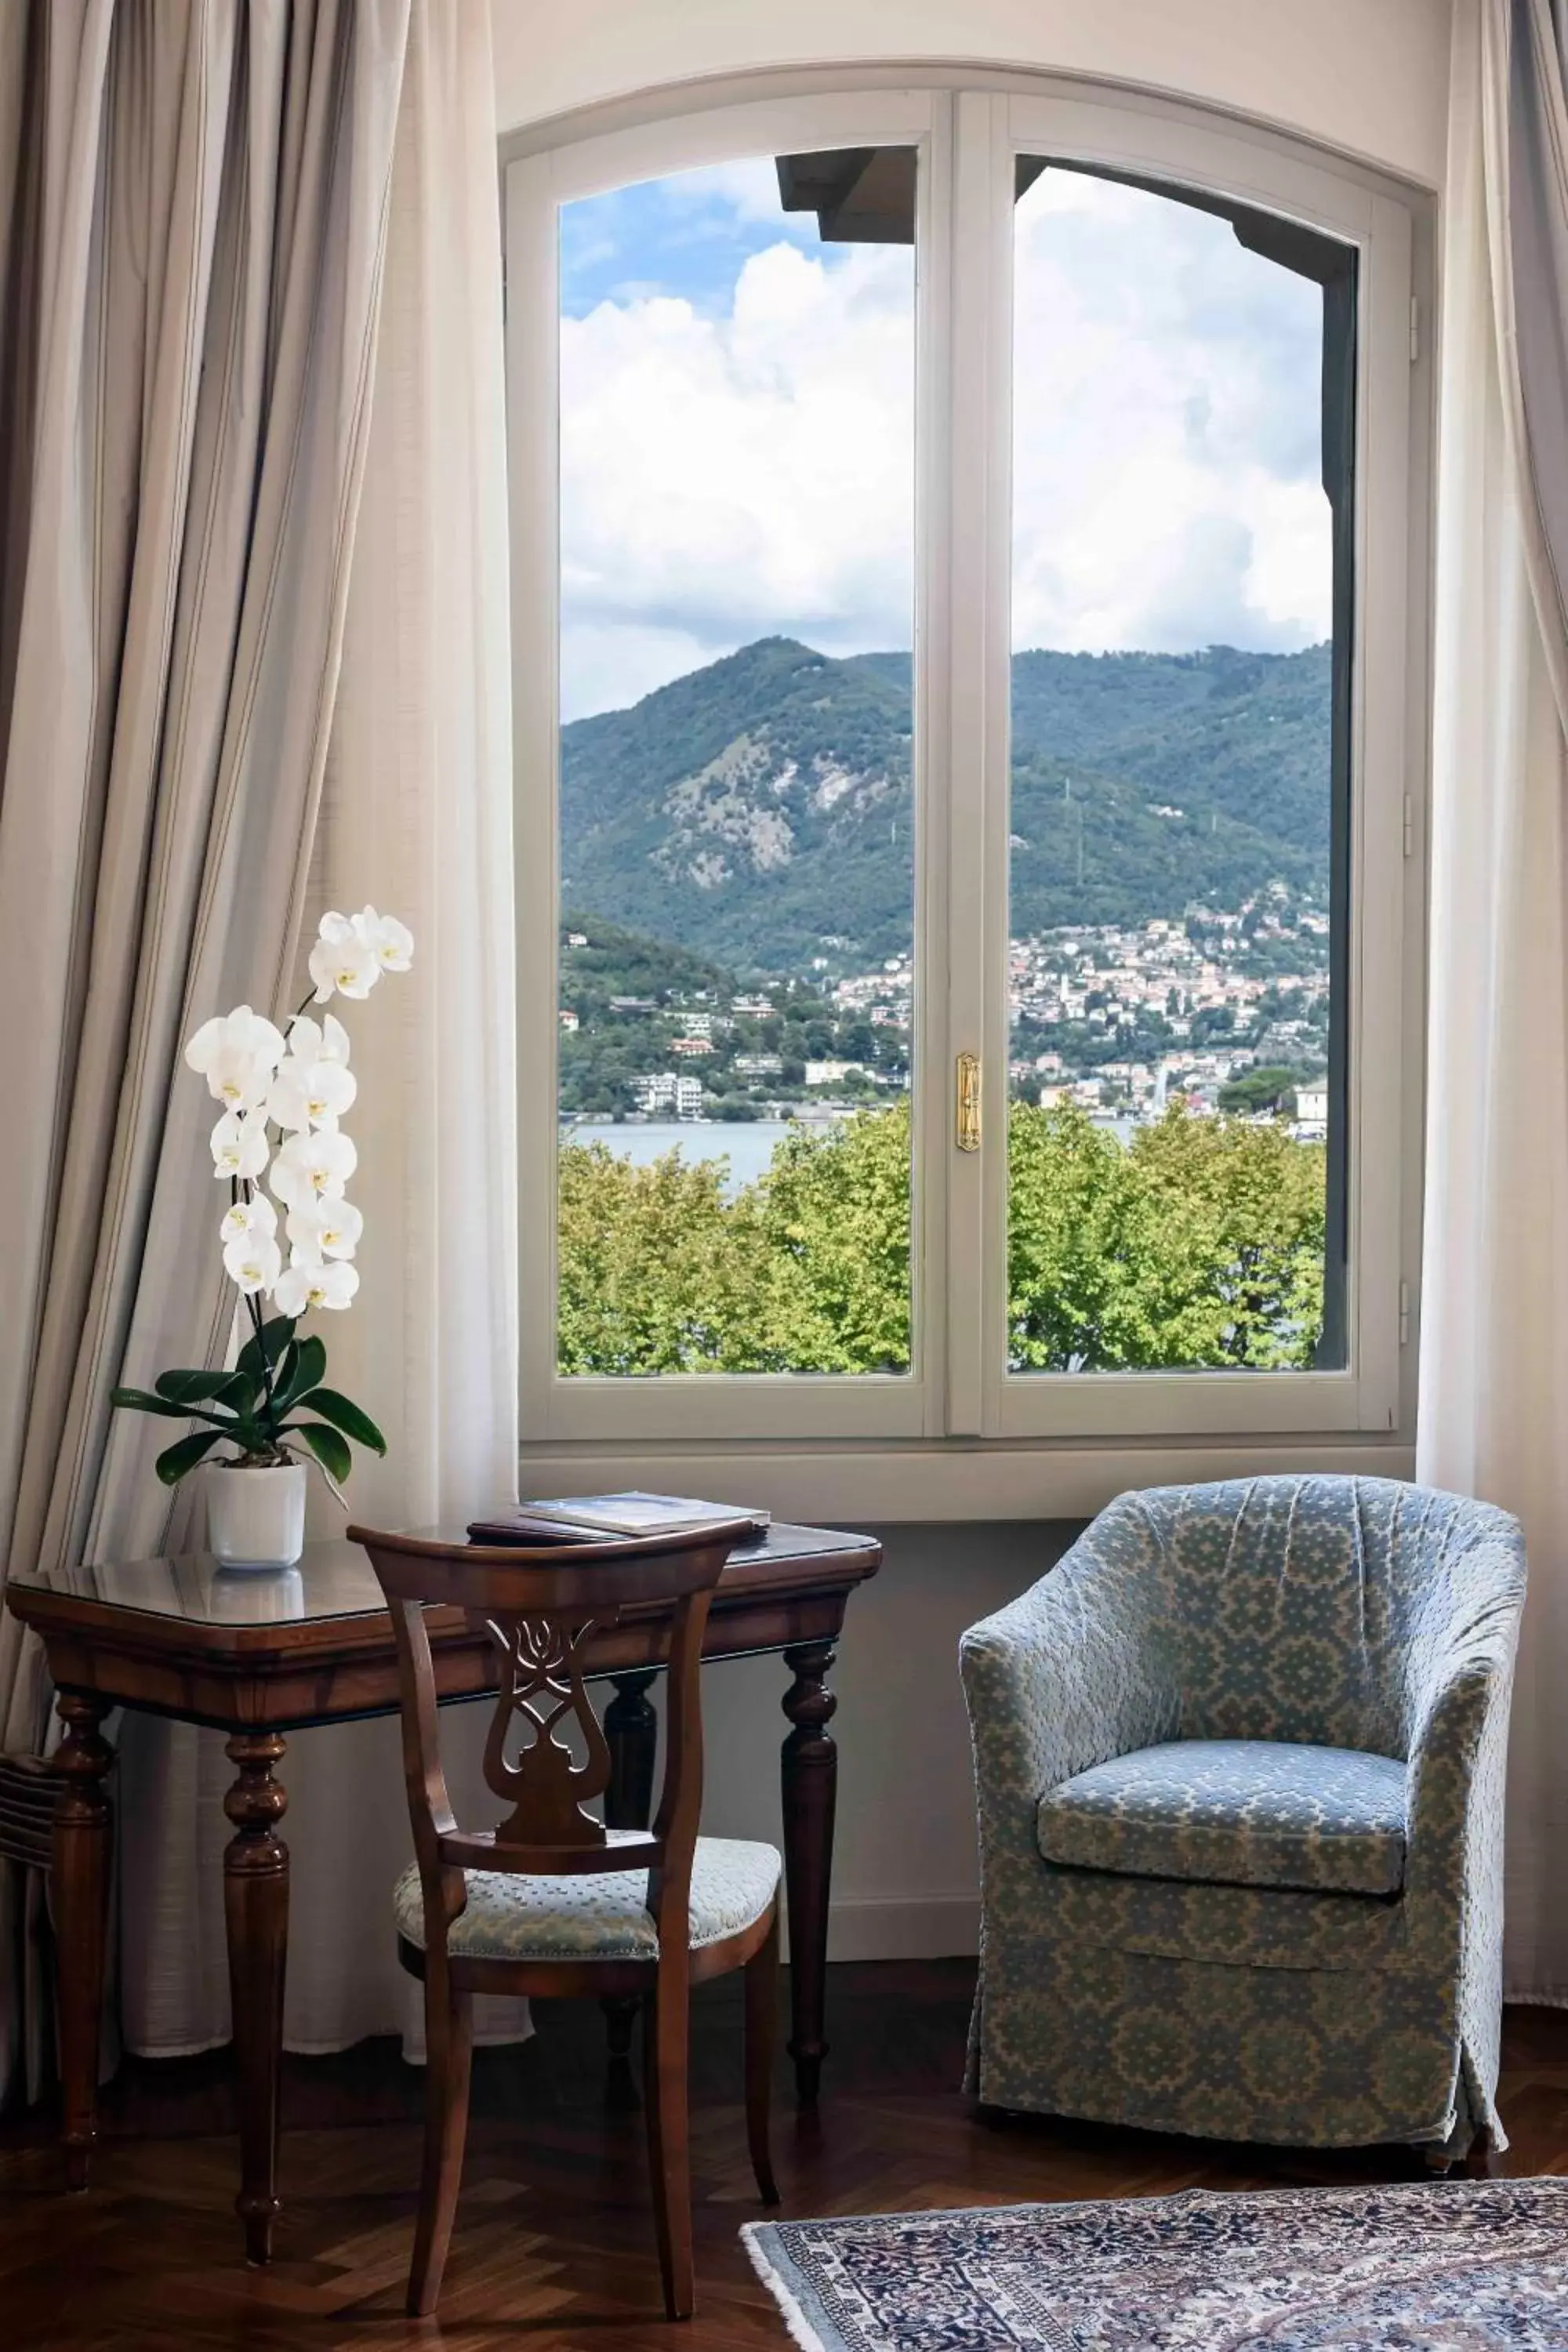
[742,2179,1568,2350]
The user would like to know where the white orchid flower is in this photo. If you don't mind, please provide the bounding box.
[319,1012,352,1063]
[353,906,414,975]
[267,1054,357,1134]
[274,1257,359,1315]
[222,1230,282,1297]
[308,912,379,1003]
[285,1196,363,1263]
[282,1012,351,1069]
[185,1007,286,1107]
[220,1193,278,1247]
[210,1110,270,1180]
[270,1127,357,1206]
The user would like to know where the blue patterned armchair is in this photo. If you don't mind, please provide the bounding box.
[960,1476,1526,2157]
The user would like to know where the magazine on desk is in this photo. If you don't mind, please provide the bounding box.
[467,1491,771,1548]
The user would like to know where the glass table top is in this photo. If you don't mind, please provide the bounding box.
[6,1524,868,1628]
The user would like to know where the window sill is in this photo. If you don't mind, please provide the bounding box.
[516,1435,1416,1524]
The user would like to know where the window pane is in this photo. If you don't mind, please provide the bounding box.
[1007,162,1352,1374]
[554,152,917,1377]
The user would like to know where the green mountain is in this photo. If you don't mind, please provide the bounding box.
[560,636,1331,973]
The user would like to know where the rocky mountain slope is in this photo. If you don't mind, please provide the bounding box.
[560,635,1331,973]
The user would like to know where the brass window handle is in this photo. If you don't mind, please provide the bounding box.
[956,1053,981,1152]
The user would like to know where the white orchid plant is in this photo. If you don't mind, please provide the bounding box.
[112,907,412,1489]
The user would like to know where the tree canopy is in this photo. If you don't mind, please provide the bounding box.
[557,1102,1325,1377]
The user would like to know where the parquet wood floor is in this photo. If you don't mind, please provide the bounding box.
[4,1962,1568,2350]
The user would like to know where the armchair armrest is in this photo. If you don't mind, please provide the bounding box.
[960,1499,1180,1871]
[1403,1527,1526,1940]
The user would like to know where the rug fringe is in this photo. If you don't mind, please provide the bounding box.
[741,2223,829,2352]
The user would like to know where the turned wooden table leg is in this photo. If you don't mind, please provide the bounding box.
[52,1691,115,2191]
[223,1730,289,2264]
[605,1669,659,1831]
[602,1670,659,2079]
[781,1639,838,2106]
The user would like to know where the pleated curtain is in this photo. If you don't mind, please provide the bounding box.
[1419,0,1568,1999]
[113,0,528,2061]
[0,0,521,2087]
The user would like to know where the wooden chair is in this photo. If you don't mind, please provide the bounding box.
[0,1752,65,2112]
[0,1751,60,1881]
[348,1522,781,2321]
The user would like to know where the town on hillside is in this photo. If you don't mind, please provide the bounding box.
[557,879,1331,1145]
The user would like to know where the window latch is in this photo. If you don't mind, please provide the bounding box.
[956,1053,981,1152]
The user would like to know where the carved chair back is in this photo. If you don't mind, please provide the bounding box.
[349,1524,750,1970]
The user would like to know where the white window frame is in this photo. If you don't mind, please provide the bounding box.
[505,73,1431,1495]
[975,91,1417,1441]
[509,91,945,1446]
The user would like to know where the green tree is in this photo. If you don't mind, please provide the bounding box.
[1217,1064,1301,1115]
[557,1102,1324,1377]
[557,1146,766,1374]
[749,1105,913,1372]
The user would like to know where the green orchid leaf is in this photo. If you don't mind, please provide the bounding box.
[225,1418,274,1456]
[287,1388,387,1455]
[235,1314,296,1382]
[292,1421,352,1485]
[217,1366,261,1411]
[111,1387,234,1428]
[265,1341,299,1417]
[154,1368,252,1410]
[154,1428,224,1486]
[275,1335,327,1415]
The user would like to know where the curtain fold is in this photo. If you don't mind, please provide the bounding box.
[0,5,412,1790]
[114,0,524,2060]
[0,0,517,2084]
[1418,0,1568,1999]
[0,0,414,2094]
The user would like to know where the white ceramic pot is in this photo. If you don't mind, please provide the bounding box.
[205,1461,307,1569]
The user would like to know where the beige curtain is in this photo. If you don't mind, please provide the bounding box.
[1418,0,1568,1998]
[113,0,526,2060]
[0,0,412,2092]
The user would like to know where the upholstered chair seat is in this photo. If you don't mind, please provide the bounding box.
[962,1476,1527,2160]
[393,1833,780,1964]
[1038,1738,1408,1896]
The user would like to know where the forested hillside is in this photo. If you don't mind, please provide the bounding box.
[559,637,1331,972]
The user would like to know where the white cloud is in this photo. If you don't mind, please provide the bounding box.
[561,236,916,718]
[557,168,1333,720]
[1010,173,1331,655]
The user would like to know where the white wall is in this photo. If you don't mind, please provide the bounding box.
[694,1522,1073,1958]
[492,0,1451,186]
[494,0,1454,1955]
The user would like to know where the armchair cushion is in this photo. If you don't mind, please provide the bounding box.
[1037,1737,1407,1896]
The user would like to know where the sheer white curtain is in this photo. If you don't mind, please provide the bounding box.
[1418,0,1568,1999]
[116,0,524,2058]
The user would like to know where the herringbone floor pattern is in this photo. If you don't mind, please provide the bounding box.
[4,1962,1568,2350]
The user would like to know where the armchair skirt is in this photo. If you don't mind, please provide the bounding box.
[960,1477,1526,2155]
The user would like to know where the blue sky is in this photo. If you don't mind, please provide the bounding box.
[556,155,1331,721]
[561,166,827,319]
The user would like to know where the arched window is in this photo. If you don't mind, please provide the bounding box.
[504,78,1429,1501]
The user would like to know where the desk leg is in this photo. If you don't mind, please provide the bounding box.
[603,1671,659,2077]
[223,1730,289,2265]
[53,1691,115,2191]
[781,1640,837,2106]
[605,1669,659,1832]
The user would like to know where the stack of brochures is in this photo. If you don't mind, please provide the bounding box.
[467,1491,769,1546]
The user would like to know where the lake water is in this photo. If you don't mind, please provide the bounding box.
[560,1119,808,1195]
[561,1109,1138,1196]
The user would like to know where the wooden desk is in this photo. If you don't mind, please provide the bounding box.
[4,1522,880,2262]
